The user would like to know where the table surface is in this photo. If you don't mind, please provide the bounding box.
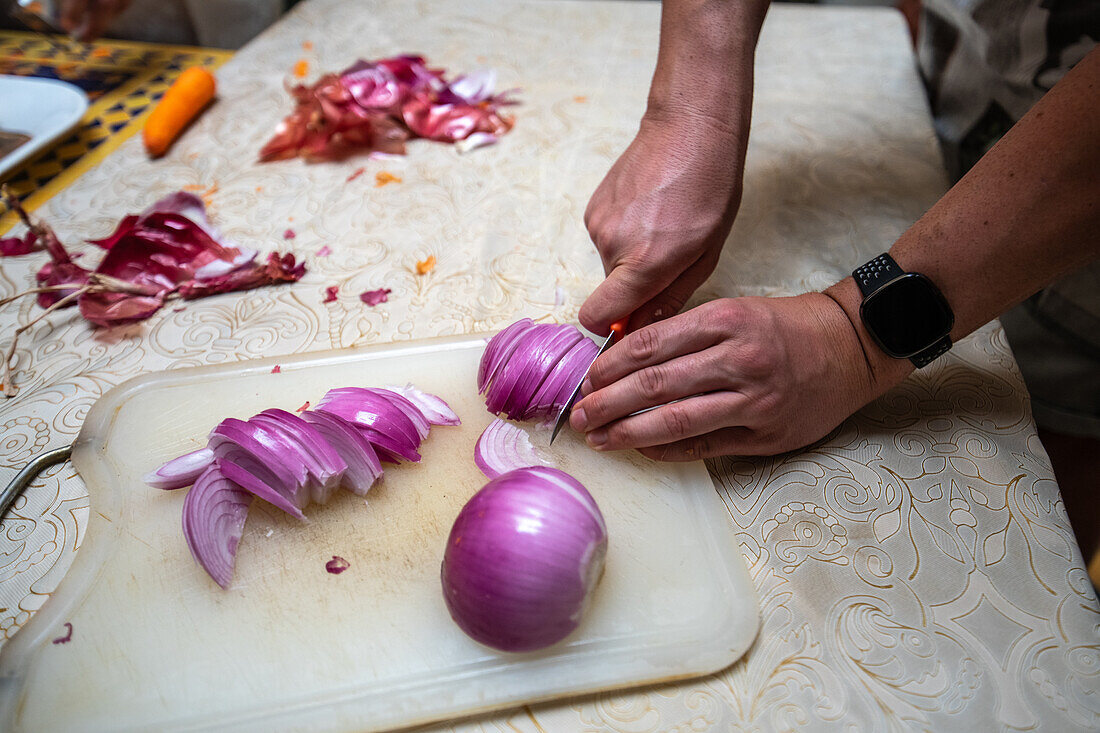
[0,1,1097,731]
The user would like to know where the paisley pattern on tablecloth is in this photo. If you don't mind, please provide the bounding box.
[0,1,1096,730]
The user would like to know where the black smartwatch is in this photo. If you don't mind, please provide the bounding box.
[853,253,954,368]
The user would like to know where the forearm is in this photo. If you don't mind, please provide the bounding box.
[644,0,770,140]
[826,46,1100,390]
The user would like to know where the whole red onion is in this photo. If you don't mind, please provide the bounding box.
[441,466,608,652]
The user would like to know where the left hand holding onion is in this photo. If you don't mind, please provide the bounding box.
[569,294,903,460]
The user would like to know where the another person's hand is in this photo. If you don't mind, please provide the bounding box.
[58,0,132,42]
[569,293,909,460]
[578,114,745,336]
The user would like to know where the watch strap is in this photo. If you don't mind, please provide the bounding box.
[910,336,952,368]
[853,253,904,297]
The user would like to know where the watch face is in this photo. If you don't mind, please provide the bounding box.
[859,274,954,358]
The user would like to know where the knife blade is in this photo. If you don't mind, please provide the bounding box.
[550,321,624,445]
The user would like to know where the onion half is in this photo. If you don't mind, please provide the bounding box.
[478,321,598,420]
[441,466,608,652]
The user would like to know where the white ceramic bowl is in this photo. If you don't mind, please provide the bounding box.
[0,74,88,180]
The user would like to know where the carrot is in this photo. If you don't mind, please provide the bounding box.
[143,66,217,158]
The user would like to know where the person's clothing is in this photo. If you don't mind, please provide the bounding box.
[918,0,1100,439]
[103,0,286,48]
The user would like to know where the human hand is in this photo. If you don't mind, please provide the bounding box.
[569,293,912,460]
[578,114,746,336]
[58,0,131,42]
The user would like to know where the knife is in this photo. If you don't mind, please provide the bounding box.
[550,321,624,445]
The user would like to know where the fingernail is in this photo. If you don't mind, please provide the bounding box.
[580,378,593,396]
[586,429,607,449]
[570,406,588,431]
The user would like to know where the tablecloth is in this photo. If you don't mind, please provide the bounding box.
[0,1,1097,730]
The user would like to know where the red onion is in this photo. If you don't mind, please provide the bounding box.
[441,466,608,652]
[142,447,214,489]
[385,383,461,426]
[316,387,425,461]
[479,321,598,420]
[250,409,348,504]
[148,383,458,588]
[182,464,253,589]
[208,419,307,520]
[299,410,382,495]
[474,419,553,479]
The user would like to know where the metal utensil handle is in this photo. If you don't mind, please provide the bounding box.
[0,445,74,520]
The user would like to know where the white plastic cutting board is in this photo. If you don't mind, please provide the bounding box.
[0,334,758,732]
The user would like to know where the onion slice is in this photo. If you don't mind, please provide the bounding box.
[143,447,214,489]
[474,419,553,479]
[317,387,425,457]
[251,409,348,504]
[182,464,253,589]
[384,383,461,426]
[300,410,382,495]
[208,418,307,519]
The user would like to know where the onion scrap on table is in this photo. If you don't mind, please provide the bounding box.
[259,55,519,162]
[0,187,305,398]
[359,287,391,305]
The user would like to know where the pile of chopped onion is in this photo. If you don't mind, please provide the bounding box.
[477,319,599,421]
[146,383,459,588]
[441,466,608,652]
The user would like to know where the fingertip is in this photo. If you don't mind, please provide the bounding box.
[577,300,606,336]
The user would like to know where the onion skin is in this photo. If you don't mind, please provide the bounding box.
[441,467,608,652]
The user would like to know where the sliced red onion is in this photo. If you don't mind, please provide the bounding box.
[156,382,458,588]
[365,387,431,439]
[474,419,553,479]
[477,318,534,392]
[441,466,607,652]
[300,410,382,495]
[317,387,425,459]
[208,418,306,519]
[143,447,215,489]
[251,409,348,504]
[505,326,582,420]
[529,337,598,418]
[384,383,461,426]
[479,321,596,421]
[182,464,253,589]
